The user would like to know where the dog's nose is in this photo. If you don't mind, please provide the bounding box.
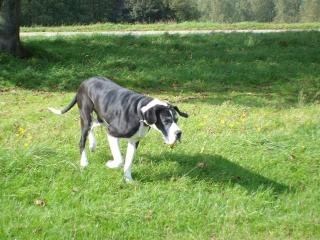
[175,130,182,140]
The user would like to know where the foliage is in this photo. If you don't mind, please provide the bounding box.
[300,0,320,22]
[167,0,199,22]
[1,33,320,239]
[125,0,167,22]
[250,0,275,22]
[20,0,320,25]
[211,0,236,23]
[274,0,302,22]
[21,0,121,26]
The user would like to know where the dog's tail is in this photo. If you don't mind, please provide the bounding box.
[48,96,77,115]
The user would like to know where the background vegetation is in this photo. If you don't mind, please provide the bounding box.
[21,0,320,26]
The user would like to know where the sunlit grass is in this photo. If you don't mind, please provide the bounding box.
[21,21,320,32]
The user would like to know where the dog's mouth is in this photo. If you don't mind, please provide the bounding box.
[166,138,181,149]
[169,143,175,149]
[163,130,182,148]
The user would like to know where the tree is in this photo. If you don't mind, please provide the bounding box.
[125,0,166,22]
[212,0,236,23]
[234,0,253,22]
[168,0,199,22]
[250,0,275,22]
[0,0,27,57]
[197,0,214,21]
[275,0,302,22]
[300,0,320,22]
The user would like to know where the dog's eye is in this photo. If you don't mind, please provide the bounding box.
[163,119,172,124]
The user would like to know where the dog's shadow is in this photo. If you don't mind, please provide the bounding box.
[136,152,290,194]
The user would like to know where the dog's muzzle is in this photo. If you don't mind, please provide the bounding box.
[168,130,182,148]
[176,130,182,141]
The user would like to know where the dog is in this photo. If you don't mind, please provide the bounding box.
[48,77,188,182]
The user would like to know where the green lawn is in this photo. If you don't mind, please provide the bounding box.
[21,21,320,32]
[1,32,320,239]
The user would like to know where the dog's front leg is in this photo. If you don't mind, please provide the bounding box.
[123,140,138,182]
[106,134,123,168]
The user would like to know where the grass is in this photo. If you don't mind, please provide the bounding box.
[21,21,320,32]
[1,32,320,239]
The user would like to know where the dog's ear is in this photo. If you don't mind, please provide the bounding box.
[142,107,157,125]
[172,105,189,118]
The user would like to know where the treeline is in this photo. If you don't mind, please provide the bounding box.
[21,0,320,26]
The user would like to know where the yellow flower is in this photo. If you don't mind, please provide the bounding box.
[241,112,247,118]
[24,143,29,148]
[28,136,33,140]
[18,127,25,133]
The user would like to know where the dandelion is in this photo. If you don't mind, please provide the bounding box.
[239,112,247,123]
[24,143,29,148]
[18,127,25,133]
[241,112,247,118]
[28,136,33,140]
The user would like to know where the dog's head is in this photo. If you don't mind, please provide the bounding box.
[141,100,188,146]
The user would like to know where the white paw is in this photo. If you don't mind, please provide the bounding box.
[124,175,134,183]
[80,151,89,168]
[80,160,89,168]
[106,160,123,169]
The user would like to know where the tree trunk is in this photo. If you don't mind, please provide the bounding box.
[0,0,28,57]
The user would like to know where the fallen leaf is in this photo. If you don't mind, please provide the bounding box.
[197,162,207,169]
[34,199,46,207]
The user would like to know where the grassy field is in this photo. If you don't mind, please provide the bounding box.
[1,32,320,239]
[21,21,320,32]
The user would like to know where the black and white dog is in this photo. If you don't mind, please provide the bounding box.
[49,77,188,182]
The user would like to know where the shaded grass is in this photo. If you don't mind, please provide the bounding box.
[1,32,320,107]
[1,91,319,239]
[21,21,320,32]
[1,33,320,239]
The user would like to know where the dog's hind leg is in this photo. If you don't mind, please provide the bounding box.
[88,119,101,152]
[78,100,93,167]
